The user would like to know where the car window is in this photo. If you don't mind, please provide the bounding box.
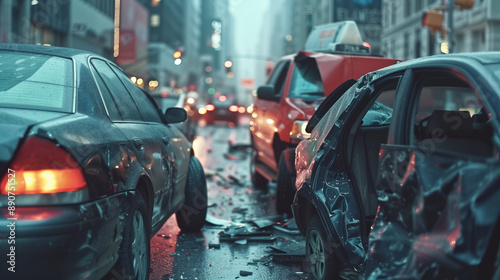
[0,51,74,113]
[90,64,122,121]
[411,74,493,157]
[361,89,396,127]
[91,59,143,121]
[289,59,324,100]
[267,60,290,96]
[111,65,163,123]
[311,84,357,147]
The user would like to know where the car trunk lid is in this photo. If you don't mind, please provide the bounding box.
[0,109,68,174]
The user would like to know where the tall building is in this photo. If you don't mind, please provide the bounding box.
[0,0,31,44]
[382,0,500,59]
[147,0,202,90]
[68,0,114,59]
[0,0,115,60]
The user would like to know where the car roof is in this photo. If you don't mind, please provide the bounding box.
[0,43,108,63]
[374,51,500,76]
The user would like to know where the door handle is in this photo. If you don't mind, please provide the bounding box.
[133,138,144,151]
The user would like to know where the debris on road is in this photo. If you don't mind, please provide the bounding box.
[239,270,253,276]
[208,243,221,249]
[157,233,172,239]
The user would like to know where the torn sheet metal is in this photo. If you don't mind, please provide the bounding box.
[365,147,500,279]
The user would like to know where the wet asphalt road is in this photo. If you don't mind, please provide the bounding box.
[149,118,312,280]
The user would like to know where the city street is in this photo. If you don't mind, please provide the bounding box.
[149,119,311,280]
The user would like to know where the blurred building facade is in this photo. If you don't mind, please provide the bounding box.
[0,0,233,95]
[382,0,500,59]
[289,0,383,55]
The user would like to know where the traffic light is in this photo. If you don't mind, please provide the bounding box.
[173,50,182,65]
[224,60,233,77]
[455,0,474,9]
[224,60,233,72]
[422,10,443,34]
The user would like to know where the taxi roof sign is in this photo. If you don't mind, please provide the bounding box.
[304,21,370,54]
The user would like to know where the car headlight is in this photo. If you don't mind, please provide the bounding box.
[290,120,311,142]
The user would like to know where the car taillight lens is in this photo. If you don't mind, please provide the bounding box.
[229,105,238,112]
[1,137,87,195]
[206,104,215,111]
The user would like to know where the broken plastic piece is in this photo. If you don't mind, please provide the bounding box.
[239,270,253,276]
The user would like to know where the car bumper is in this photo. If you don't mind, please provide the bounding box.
[0,192,132,280]
[205,109,239,121]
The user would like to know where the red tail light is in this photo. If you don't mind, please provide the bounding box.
[229,105,238,112]
[1,137,87,195]
[206,104,215,111]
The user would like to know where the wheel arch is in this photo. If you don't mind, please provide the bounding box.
[294,193,319,236]
[135,175,154,227]
[272,132,290,165]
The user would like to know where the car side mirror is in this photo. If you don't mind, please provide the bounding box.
[256,85,280,102]
[165,107,187,123]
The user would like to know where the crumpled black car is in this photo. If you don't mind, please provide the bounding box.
[0,44,207,280]
[292,52,500,280]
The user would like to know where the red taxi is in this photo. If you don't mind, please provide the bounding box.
[249,21,401,214]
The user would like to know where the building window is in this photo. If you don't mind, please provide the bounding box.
[415,0,422,12]
[151,14,160,27]
[404,0,411,17]
[415,29,421,57]
[404,32,409,58]
[391,0,397,25]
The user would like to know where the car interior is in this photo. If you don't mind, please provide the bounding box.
[412,78,495,158]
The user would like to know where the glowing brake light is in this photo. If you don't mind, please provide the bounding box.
[229,105,238,112]
[238,106,246,113]
[206,104,215,111]
[1,137,87,195]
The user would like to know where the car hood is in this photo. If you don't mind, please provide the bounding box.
[0,109,68,174]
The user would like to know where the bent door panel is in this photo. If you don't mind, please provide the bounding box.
[368,145,500,278]
[91,59,170,227]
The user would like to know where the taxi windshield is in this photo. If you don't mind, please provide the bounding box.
[288,60,324,101]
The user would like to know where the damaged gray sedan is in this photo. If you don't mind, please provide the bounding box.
[0,44,207,280]
[292,52,500,279]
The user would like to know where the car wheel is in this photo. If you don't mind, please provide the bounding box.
[250,148,268,188]
[276,152,294,215]
[176,156,208,231]
[114,191,150,280]
[306,215,340,280]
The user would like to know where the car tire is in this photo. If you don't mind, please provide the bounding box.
[306,215,340,280]
[176,156,208,231]
[250,148,268,189]
[114,190,150,280]
[276,152,294,215]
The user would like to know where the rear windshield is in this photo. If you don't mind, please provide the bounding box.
[0,51,74,113]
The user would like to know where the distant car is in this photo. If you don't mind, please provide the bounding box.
[201,92,241,124]
[0,44,207,280]
[250,21,400,214]
[292,52,500,279]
